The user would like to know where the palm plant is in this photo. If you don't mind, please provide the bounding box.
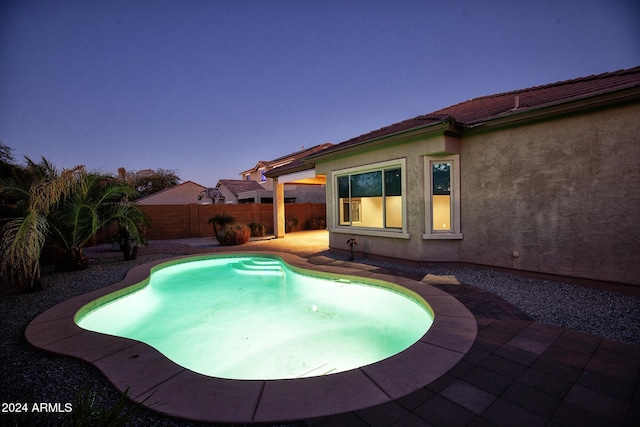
[0,160,150,290]
[0,165,82,290]
[48,171,150,270]
[0,156,58,216]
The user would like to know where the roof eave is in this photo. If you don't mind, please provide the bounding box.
[239,161,267,175]
[264,161,314,178]
[468,84,640,131]
[308,119,461,163]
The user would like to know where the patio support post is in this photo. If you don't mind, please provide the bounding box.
[273,178,285,238]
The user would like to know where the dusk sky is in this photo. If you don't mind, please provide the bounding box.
[1,0,639,187]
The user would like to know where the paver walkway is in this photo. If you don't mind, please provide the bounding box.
[305,282,639,426]
[88,231,640,426]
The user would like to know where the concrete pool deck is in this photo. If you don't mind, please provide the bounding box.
[26,231,640,425]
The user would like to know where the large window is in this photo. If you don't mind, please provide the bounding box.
[337,163,404,230]
[424,155,462,239]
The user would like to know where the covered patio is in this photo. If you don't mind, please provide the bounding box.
[266,161,325,238]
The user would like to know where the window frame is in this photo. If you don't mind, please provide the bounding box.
[423,155,463,240]
[331,158,409,239]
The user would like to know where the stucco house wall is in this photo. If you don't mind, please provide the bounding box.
[460,103,640,285]
[316,132,461,261]
[216,185,237,203]
[316,102,640,286]
[284,184,327,203]
[243,168,270,189]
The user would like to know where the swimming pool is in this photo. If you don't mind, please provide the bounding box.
[26,251,477,423]
[76,255,434,380]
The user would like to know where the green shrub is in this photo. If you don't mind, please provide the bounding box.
[247,222,266,237]
[217,224,251,246]
[305,217,326,230]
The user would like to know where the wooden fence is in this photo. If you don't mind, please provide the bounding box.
[135,203,326,240]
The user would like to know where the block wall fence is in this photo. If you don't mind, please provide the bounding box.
[135,203,326,240]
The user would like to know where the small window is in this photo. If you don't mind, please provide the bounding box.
[432,162,451,231]
[424,155,462,239]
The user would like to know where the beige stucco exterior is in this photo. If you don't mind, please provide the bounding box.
[135,181,206,205]
[216,183,238,203]
[316,102,640,286]
[460,103,640,285]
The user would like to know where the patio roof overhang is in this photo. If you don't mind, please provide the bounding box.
[266,161,327,238]
[264,157,326,185]
[276,168,325,185]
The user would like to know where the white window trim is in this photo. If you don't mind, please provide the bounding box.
[423,155,463,240]
[330,158,409,239]
[331,227,410,239]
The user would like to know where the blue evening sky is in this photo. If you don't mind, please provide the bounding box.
[1,0,639,187]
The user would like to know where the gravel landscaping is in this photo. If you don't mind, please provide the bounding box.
[1,241,638,426]
[360,259,640,346]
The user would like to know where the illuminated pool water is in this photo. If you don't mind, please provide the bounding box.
[76,255,433,380]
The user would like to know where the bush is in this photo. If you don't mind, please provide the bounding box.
[208,213,235,241]
[305,217,326,230]
[247,222,266,237]
[217,224,251,246]
[285,217,298,233]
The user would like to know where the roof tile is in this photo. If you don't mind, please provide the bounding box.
[217,179,267,196]
[326,66,640,152]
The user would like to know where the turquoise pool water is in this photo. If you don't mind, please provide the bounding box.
[76,255,433,380]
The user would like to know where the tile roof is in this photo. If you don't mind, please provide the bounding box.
[320,66,640,154]
[216,179,266,196]
[263,142,334,167]
[437,66,640,125]
[240,143,335,174]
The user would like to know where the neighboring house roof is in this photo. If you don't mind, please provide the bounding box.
[312,66,640,158]
[264,155,319,178]
[135,180,206,205]
[239,143,334,175]
[216,179,267,196]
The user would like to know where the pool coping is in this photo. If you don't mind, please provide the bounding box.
[25,251,477,424]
